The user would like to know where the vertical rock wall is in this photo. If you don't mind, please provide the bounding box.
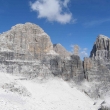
[90,35,110,60]
[0,22,84,81]
[0,22,53,60]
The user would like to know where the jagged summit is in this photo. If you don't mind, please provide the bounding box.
[90,34,110,59]
[53,43,71,57]
[53,43,61,46]
[11,22,44,33]
[97,34,109,40]
[0,23,110,109]
[0,22,83,82]
[0,22,53,60]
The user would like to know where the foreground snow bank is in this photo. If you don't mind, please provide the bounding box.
[0,72,98,110]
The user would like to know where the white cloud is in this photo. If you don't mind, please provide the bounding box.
[70,44,74,48]
[84,18,110,27]
[30,0,74,24]
[83,48,87,51]
[80,50,88,56]
[70,44,81,52]
[63,0,70,7]
[80,48,88,59]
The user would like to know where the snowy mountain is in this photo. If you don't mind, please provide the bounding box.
[0,23,110,110]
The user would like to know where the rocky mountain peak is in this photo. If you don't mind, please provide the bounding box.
[0,22,53,60]
[53,43,71,57]
[97,34,109,40]
[11,22,44,34]
[90,34,110,59]
[0,22,83,83]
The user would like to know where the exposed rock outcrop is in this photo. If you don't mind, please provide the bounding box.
[99,102,110,110]
[1,22,110,104]
[90,34,110,60]
[0,22,53,60]
[84,35,110,82]
[1,23,110,85]
[53,43,71,58]
[83,57,93,72]
[84,35,110,99]
[0,22,84,82]
[32,54,84,81]
[99,106,110,110]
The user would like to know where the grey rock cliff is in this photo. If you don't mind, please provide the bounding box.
[0,22,84,82]
[39,54,84,81]
[85,35,110,82]
[1,23,110,105]
[84,35,110,99]
[0,22,53,60]
[53,43,71,58]
[99,106,110,110]
[90,34,110,60]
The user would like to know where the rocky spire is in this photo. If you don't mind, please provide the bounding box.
[90,34,110,59]
[73,45,79,56]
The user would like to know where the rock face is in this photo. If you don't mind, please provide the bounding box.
[0,22,84,82]
[73,45,79,56]
[99,106,110,110]
[0,22,53,60]
[49,55,84,81]
[83,57,93,72]
[35,54,84,81]
[84,35,110,98]
[90,34,110,60]
[84,35,110,82]
[1,22,110,88]
[53,43,71,57]
[1,22,110,102]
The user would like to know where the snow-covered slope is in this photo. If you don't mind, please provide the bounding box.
[0,72,99,110]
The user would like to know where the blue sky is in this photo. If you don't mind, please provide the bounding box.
[0,0,110,59]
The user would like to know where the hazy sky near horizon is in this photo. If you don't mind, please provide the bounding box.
[0,0,110,59]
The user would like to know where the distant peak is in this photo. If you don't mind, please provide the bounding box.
[56,43,62,46]
[25,22,34,25]
[11,22,40,28]
[53,43,70,57]
[10,22,44,34]
[97,34,109,40]
[53,43,61,47]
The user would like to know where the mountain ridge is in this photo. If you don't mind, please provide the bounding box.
[0,22,110,110]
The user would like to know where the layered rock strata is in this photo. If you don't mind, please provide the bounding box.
[0,23,83,81]
[83,35,110,99]
[53,43,71,58]
[90,35,110,60]
[0,22,53,60]
[84,35,110,82]
[1,23,110,105]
